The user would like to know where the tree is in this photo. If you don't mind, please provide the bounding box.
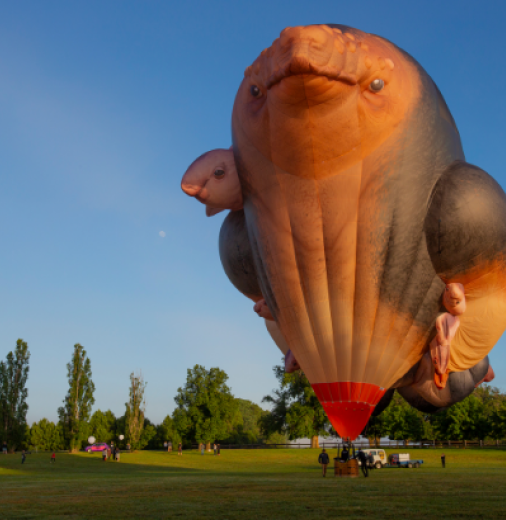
[138,418,157,449]
[260,364,330,448]
[490,401,506,440]
[372,386,506,443]
[29,419,64,451]
[125,372,146,450]
[89,410,117,445]
[58,344,95,452]
[431,394,489,441]
[148,415,181,449]
[219,398,267,444]
[362,413,389,447]
[173,365,236,449]
[380,392,433,443]
[0,339,30,451]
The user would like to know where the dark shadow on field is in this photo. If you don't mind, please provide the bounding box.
[0,453,205,479]
[0,452,328,483]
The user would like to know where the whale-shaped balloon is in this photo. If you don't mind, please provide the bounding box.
[225,24,506,439]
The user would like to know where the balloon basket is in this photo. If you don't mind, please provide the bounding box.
[334,459,359,477]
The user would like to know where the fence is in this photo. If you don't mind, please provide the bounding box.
[191,440,506,450]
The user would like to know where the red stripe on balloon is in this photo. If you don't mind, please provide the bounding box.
[319,383,333,403]
[339,382,351,402]
[328,382,341,402]
[311,382,387,440]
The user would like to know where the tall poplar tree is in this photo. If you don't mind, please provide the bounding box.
[58,344,95,452]
[125,372,146,450]
[0,339,30,451]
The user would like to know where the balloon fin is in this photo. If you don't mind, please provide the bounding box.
[206,206,225,217]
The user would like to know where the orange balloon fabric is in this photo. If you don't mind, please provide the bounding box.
[193,25,506,439]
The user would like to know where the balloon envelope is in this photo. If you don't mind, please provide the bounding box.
[87,436,96,444]
[230,24,506,439]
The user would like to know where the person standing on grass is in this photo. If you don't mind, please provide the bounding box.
[318,449,330,477]
[201,444,205,455]
[357,449,369,477]
[341,446,349,462]
[178,443,182,456]
[367,452,374,470]
[441,453,446,468]
[102,449,108,462]
[213,443,217,455]
[21,450,26,464]
[217,444,221,456]
[50,451,56,463]
[2,441,7,455]
[115,448,120,462]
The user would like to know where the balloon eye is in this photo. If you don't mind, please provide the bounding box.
[250,85,262,98]
[214,169,225,179]
[369,79,384,92]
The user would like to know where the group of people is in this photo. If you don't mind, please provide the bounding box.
[318,447,373,478]
[176,442,221,455]
[198,443,221,455]
[103,446,121,462]
[318,448,449,476]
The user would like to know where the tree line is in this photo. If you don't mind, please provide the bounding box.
[2,339,506,452]
[0,340,282,452]
[260,364,506,446]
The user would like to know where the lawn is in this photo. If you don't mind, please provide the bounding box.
[1,448,505,519]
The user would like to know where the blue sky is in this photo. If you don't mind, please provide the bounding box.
[1,0,505,424]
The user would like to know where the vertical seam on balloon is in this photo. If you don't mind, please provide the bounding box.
[370,217,428,386]
[377,143,446,386]
[349,159,362,390]
[366,125,426,387]
[378,132,445,382]
[306,107,339,393]
[379,222,423,382]
[301,72,336,394]
[365,213,396,387]
[265,111,328,387]
[348,42,364,392]
[383,273,441,387]
[239,130,281,322]
[358,199,391,390]
[238,118,298,360]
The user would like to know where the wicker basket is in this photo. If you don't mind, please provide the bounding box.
[334,459,359,477]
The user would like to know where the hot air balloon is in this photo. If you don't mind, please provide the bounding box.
[182,24,506,440]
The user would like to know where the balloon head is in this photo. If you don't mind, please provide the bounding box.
[443,283,466,315]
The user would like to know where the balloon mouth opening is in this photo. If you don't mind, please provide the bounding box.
[312,382,386,440]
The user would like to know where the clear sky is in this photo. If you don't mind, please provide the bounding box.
[1,0,505,425]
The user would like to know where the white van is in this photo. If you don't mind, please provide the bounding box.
[361,449,387,468]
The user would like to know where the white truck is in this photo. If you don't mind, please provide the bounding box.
[361,449,387,469]
[358,451,423,469]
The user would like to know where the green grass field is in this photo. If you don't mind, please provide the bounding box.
[1,448,505,519]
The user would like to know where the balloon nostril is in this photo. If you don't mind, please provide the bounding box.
[181,184,201,197]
